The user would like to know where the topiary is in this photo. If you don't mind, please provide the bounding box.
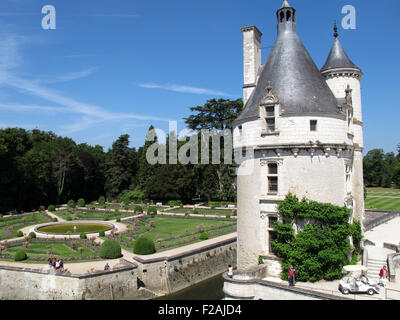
[99,230,105,237]
[99,239,122,259]
[47,205,56,212]
[52,217,58,222]
[133,237,156,255]
[147,206,157,216]
[80,232,87,239]
[116,218,121,222]
[98,196,105,205]
[134,206,143,213]
[104,216,109,221]
[199,232,209,240]
[29,232,36,239]
[67,200,76,208]
[77,198,85,207]
[14,250,27,261]
[16,231,23,237]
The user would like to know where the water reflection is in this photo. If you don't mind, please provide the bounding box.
[154,273,224,300]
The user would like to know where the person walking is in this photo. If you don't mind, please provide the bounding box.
[227,265,233,278]
[379,265,389,287]
[288,265,296,286]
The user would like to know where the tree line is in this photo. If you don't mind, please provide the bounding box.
[0,98,242,213]
[363,144,400,188]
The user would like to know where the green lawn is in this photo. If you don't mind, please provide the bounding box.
[164,208,235,215]
[365,197,400,211]
[53,209,137,221]
[109,215,236,253]
[1,239,102,263]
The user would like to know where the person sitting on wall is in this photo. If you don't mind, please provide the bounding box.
[104,263,110,271]
[227,265,233,278]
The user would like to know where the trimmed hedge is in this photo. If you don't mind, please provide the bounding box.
[29,232,36,239]
[67,200,76,208]
[133,236,156,255]
[77,198,85,207]
[199,232,209,240]
[14,250,27,261]
[98,196,106,205]
[99,239,122,259]
[48,205,56,212]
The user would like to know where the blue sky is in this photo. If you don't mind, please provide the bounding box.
[0,0,398,154]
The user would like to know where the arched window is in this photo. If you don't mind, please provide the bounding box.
[286,11,291,22]
[280,11,285,23]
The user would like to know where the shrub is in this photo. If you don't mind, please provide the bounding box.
[52,217,58,222]
[99,239,122,259]
[258,256,264,265]
[48,205,56,212]
[104,216,109,221]
[67,200,76,208]
[225,213,231,219]
[134,206,143,213]
[233,210,237,216]
[116,218,121,222]
[192,208,199,215]
[77,198,85,207]
[29,232,36,239]
[66,215,72,221]
[16,231,23,237]
[147,206,157,216]
[133,237,156,255]
[14,250,27,261]
[199,232,209,240]
[98,196,106,204]
[99,230,105,237]
[80,232,87,239]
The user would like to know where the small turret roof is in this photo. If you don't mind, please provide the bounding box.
[321,25,361,73]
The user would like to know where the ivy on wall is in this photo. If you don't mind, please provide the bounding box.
[272,194,362,282]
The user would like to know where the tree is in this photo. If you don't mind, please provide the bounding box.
[184,99,243,202]
[104,135,134,199]
[363,149,385,187]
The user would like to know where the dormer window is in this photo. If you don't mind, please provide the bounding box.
[266,107,275,133]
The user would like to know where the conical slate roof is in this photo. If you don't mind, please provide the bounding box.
[236,4,343,123]
[321,37,360,73]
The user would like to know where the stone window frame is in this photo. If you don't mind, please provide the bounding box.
[260,211,279,255]
[260,158,283,195]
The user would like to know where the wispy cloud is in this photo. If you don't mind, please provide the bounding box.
[39,67,98,84]
[138,83,232,96]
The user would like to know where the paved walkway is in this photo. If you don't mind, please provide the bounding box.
[263,216,400,300]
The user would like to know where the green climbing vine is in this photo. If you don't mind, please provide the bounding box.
[272,194,363,282]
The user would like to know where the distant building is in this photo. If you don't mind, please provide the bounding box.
[233,0,364,273]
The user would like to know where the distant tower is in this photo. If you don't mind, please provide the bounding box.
[320,22,364,225]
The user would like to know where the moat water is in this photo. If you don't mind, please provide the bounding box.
[154,273,225,300]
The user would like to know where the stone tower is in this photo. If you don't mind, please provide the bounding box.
[233,1,363,272]
[320,22,365,225]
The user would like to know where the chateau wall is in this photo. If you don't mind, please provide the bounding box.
[234,115,350,149]
[0,261,145,300]
[133,237,237,295]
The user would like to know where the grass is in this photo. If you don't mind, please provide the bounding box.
[365,187,400,211]
[164,208,235,215]
[108,215,236,253]
[54,209,137,221]
[1,239,101,263]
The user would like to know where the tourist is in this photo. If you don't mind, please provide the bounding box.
[55,259,60,270]
[288,265,296,286]
[379,265,389,287]
[227,265,233,278]
[104,263,110,271]
[59,259,64,271]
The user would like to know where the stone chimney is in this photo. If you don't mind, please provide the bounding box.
[241,26,262,105]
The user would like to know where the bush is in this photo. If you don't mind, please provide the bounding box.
[134,206,143,213]
[14,250,27,261]
[116,218,121,222]
[80,232,87,239]
[16,231,23,237]
[225,214,231,219]
[98,196,106,204]
[192,208,199,215]
[199,232,209,240]
[66,215,72,221]
[52,217,58,222]
[29,232,36,239]
[99,230,105,237]
[147,206,157,216]
[48,205,56,212]
[67,200,76,208]
[99,239,122,259]
[77,198,85,207]
[133,237,156,255]
[258,256,264,265]
[104,216,109,221]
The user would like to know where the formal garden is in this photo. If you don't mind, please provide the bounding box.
[0,196,237,263]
